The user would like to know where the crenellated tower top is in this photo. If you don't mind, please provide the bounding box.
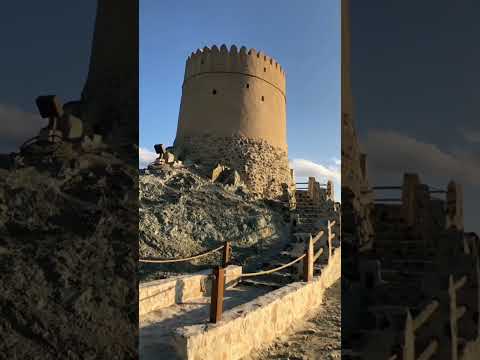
[184,44,286,97]
[175,44,291,198]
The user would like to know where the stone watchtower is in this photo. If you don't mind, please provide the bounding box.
[173,44,293,198]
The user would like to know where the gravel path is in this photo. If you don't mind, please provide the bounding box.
[244,280,341,360]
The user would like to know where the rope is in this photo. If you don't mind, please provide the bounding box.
[20,136,40,150]
[241,253,306,277]
[139,244,225,264]
[312,230,325,245]
[314,247,324,262]
[20,134,64,155]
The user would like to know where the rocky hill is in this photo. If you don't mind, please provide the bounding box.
[139,164,292,280]
[0,141,138,359]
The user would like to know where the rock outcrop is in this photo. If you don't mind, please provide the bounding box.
[0,143,138,359]
[139,164,292,279]
[0,0,139,357]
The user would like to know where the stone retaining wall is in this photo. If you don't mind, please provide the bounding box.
[173,248,341,360]
[139,265,242,317]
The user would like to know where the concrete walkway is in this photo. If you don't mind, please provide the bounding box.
[140,285,272,360]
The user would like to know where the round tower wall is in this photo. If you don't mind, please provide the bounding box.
[176,72,286,150]
[175,45,287,150]
[174,45,292,198]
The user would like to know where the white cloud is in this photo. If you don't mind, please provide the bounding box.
[461,129,480,143]
[290,158,341,202]
[364,129,480,186]
[0,104,47,152]
[289,158,341,182]
[139,147,157,168]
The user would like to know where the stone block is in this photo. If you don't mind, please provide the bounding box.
[154,143,166,155]
[139,266,242,316]
[60,114,83,140]
[217,168,241,186]
[164,151,175,164]
[139,278,177,316]
[211,164,225,182]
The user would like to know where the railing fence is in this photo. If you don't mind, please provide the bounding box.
[140,219,338,324]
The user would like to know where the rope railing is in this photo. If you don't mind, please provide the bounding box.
[296,182,328,186]
[20,134,64,154]
[240,219,338,282]
[416,340,438,360]
[241,253,307,277]
[449,274,468,360]
[385,240,480,360]
[314,247,324,263]
[403,300,440,360]
[396,272,473,360]
[412,300,439,332]
[372,186,402,190]
[142,217,338,324]
[211,218,338,322]
[312,230,325,245]
[139,243,228,264]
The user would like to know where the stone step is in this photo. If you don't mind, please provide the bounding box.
[297,215,323,220]
[298,219,320,223]
[297,211,320,215]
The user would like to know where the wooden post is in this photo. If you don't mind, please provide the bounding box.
[412,300,439,332]
[449,275,458,360]
[222,241,231,268]
[303,236,314,282]
[210,266,225,323]
[417,340,438,360]
[403,311,415,360]
[477,252,480,338]
[328,220,335,262]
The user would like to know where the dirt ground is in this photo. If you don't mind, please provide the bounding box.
[244,280,341,360]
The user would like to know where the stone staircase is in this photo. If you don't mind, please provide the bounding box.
[294,190,325,234]
[345,219,480,360]
[241,189,337,288]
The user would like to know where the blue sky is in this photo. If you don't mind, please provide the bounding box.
[0,2,95,152]
[350,0,480,234]
[140,0,341,195]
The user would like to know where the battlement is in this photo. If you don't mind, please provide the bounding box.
[184,45,286,96]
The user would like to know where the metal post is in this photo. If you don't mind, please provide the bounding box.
[210,266,225,323]
[303,236,314,282]
[222,241,231,268]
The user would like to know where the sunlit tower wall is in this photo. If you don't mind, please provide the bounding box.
[341,0,375,248]
[81,0,138,148]
[174,44,293,198]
